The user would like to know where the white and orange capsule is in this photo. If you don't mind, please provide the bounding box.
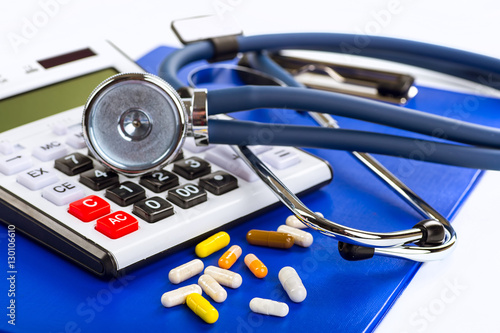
[218,245,242,269]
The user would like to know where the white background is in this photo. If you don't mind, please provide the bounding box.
[1,1,500,332]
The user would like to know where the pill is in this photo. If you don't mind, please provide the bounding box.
[186,293,219,324]
[246,229,294,249]
[279,266,307,302]
[198,274,227,303]
[244,253,268,278]
[285,212,323,229]
[277,225,314,247]
[161,284,202,308]
[285,215,307,229]
[218,245,242,269]
[249,297,289,317]
[195,231,230,258]
[168,259,204,284]
[204,265,243,288]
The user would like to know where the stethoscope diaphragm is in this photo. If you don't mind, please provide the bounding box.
[83,73,188,176]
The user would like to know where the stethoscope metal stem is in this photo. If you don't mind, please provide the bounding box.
[233,145,422,247]
[312,112,456,261]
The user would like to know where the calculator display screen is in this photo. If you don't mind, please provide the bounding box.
[0,68,118,133]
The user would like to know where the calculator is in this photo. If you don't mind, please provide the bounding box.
[0,42,333,278]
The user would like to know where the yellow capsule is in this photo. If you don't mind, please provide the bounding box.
[186,293,219,324]
[195,231,230,258]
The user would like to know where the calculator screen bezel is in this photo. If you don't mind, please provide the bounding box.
[0,68,119,134]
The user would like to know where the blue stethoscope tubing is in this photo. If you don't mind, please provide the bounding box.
[159,33,500,170]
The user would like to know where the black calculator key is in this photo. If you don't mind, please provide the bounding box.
[105,181,146,206]
[167,183,207,209]
[199,171,238,195]
[54,153,93,176]
[133,197,174,223]
[79,167,119,191]
[173,157,211,180]
[139,170,179,193]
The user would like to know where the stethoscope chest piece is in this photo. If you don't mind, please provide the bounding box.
[83,73,189,176]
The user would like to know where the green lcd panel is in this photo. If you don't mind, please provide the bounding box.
[0,68,118,133]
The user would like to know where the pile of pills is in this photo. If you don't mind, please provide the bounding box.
[160,214,318,324]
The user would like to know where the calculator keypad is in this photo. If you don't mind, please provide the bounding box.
[17,166,59,190]
[54,153,93,176]
[2,140,310,234]
[173,157,211,180]
[199,171,238,195]
[261,148,300,169]
[68,195,111,222]
[0,154,33,175]
[79,167,119,191]
[65,131,87,149]
[132,197,175,223]
[32,140,68,161]
[139,170,179,193]
[96,211,138,239]
[167,183,207,209]
[204,146,259,182]
[42,180,86,206]
[105,181,146,207]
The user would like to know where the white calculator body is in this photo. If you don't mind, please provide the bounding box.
[0,42,333,277]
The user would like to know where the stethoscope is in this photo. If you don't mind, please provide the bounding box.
[82,33,500,263]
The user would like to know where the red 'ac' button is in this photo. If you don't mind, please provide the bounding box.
[68,195,111,222]
[95,211,138,239]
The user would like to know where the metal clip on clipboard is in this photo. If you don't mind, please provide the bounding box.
[268,52,418,105]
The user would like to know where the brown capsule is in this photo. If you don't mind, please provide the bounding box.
[246,230,294,249]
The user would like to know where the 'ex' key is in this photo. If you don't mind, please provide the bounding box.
[17,167,59,190]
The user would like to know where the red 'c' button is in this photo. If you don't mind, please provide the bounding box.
[95,211,138,239]
[68,195,110,222]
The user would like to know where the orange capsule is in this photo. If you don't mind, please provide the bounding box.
[244,253,268,278]
[218,245,242,269]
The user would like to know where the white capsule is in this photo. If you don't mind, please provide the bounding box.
[249,298,289,317]
[285,212,323,229]
[198,274,227,303]
[168,259,204,284]
[204,265,243,289]
[285,215,307,229]
[277,225,313,247]
[161,284,202,308]
[279,266,307,303]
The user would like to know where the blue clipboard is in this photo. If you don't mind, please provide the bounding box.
[2,45,499,333]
